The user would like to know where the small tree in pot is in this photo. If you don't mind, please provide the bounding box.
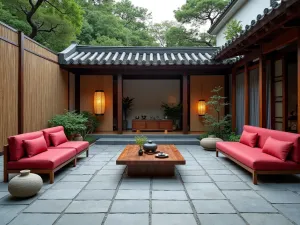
[122,97,134,130]
[200,86,231,150]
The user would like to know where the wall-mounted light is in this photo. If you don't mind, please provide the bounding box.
[198,100,206,116]
[94,90,105,115]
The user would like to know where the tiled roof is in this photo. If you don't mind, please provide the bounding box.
[212,0,294,60]
[59,44,240,66]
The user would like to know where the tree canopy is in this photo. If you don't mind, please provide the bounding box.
[224,19,243,41]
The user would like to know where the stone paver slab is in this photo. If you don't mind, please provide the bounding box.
[216,182,250,190]
[181,176,212,183]
[60,175,92,182]
[51,182,87,190]
[56,214,105,225]
[198,214,246,225]
[110,200,149,213]
[65,200,111,213]
[241,213,294,225]
[85,181,119,190]
[39,189,80,200]
[193,200,236,213]
[24,200,71,213]
[119,181,150,190]
[152,191,188,200]
[0,205,27,225]
[8,213,60,225]
[274,204,300,225]
[152,200,193,213]
[115,190,149,199]
[210,174,241,182]
[258,190,300,203]
[76,190,115,200]
[205,170,233,175]
[188,189,225,200]
[152,181,184,190]
[152,214,197,225]
[104,214,148,225]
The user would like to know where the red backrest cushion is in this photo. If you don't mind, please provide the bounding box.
[244,125,300,163]
[23,136,48,157]
[8,131,43,161]
[50,130,68,147]
[262,137,293,161]
[240,130,258,147]
[42,126,64,146]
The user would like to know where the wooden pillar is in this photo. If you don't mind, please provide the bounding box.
[182,73,188,134]
[18,31,24,134]
[74,74,80,112]
[259,54,266,128]
[297,31,300,132]
[231,68,236,131]
[117,74,123,134]
[244,64,249,125]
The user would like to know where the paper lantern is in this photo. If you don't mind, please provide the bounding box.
[198,100,206,116]
[94,90,105,115]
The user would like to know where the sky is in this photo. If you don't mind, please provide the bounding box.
[129,0,186,23]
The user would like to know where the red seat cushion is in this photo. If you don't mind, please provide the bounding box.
[7,148,76,170]
[8,131,44,161]
[240,130,258,147]
[50,130,68,147]
[217,142,300,171]
[262,137,293,161]
[23,136,48,157]
[49,141,89,154]
[42,126,64,146]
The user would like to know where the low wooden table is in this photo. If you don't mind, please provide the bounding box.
[116,145,185,176]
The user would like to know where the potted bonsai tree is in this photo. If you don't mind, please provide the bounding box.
[200,86,231,150]
[123,97,134,130]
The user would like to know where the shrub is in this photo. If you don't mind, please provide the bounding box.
[81,111,100,138]
[48,111,87,139]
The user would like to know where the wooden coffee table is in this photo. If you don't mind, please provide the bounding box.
[116,145,185,176]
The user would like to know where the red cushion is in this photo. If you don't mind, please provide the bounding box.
[244,125,300,163]
[49,141,89,154]
[8,131,44,161]
[42,126,64,146]
[50,130,68,147]
[7,148,76,170]
[262,137,293,161]
[240,130,258,147]
[217,142,300,171]
[23,136,48,157]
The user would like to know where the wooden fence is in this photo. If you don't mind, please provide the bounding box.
[0,22,68,152]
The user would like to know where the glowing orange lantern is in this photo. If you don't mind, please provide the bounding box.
[198,100,206,116]
[94,90,105,115]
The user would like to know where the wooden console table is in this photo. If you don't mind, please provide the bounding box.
[132,119,173,131]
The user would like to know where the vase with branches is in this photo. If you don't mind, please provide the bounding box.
[123,96,134,130]
[203,86,231,139]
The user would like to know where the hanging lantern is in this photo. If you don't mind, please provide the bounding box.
[198,99,206,116]
[94,90,105,115]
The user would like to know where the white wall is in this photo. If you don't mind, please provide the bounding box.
[123,80,180,129]
[216,0,272,46]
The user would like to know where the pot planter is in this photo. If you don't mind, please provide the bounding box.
[200,135,223,151]
[73,134,83,141]
[143,140,157,153]
[8,170,43,198]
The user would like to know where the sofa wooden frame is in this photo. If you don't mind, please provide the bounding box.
[3,145,89,184]
[216,148,300,185]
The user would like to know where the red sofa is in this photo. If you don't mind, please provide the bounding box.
[3,126,89,183]
[216,125,300,184]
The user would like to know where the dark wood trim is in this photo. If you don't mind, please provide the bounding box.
[117,74,123,134]
[24,48,58,64]
[216,148,300,185]
[224,74,229,115]
[0,36,18,46]
[259,53,266,128]
[297,29,300,132]
[75,74,80,112]
[182,73,188,134]
[270,58,275,129]
[248,64,259,71]
[231,68,236,131]
[244,63,249,125]
[18,31,24,134]
[282,57,287,131]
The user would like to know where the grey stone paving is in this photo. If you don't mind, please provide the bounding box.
[0,145,300,225]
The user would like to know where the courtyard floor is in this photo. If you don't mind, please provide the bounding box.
[0,145,300,225]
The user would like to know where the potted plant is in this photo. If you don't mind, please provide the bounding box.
[48,111,87,140]
[200,86,231,150]
[123,97,134,130]
[80,111,100,140]
[161,103,182,130]
[135,135,148,156]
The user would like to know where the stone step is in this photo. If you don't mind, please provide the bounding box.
[91,134,200,139]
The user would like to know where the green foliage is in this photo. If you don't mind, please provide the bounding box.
[135,135,148,147]
[224,19,243,40]
[122,97,134,121]
[203,86,231,139]
[84,135,97,144]
[199,133,209,140]
[80,111,100,138]
[161,103,182,124]
[227,132,241,142]
[48,111,87,138]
